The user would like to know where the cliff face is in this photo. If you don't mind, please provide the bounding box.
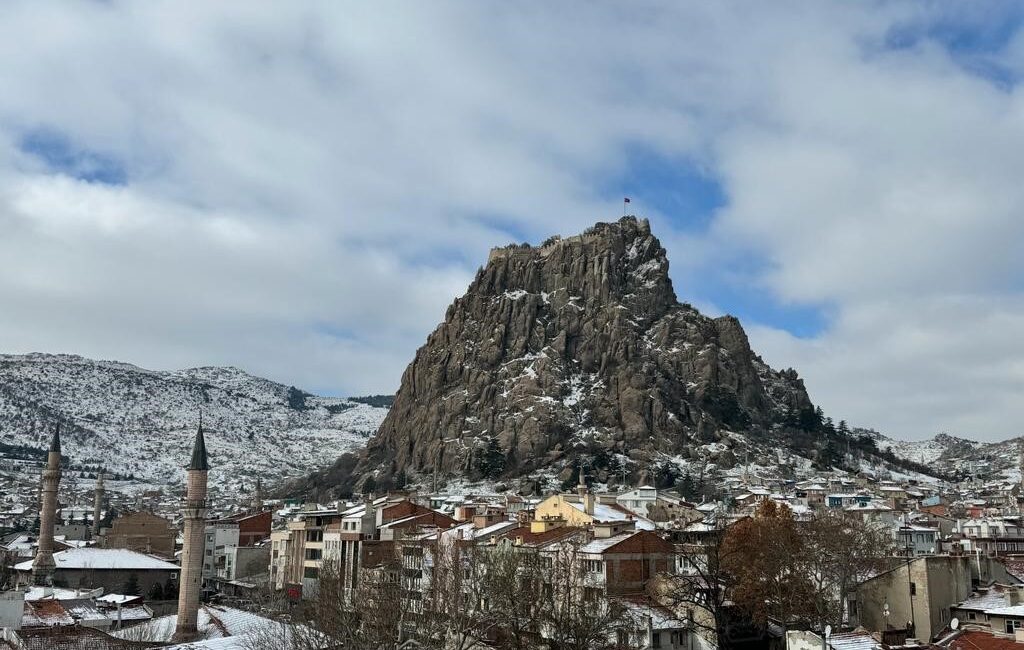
[364,216,812,481]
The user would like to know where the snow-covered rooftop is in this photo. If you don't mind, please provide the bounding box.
[14,548,179,572]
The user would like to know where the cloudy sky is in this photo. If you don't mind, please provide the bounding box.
[2,2,1023,441]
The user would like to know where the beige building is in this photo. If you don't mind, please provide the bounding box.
[270,506,339,596]
[533,483,647,533]
[101,511,177,559]
[852,555,1018,642]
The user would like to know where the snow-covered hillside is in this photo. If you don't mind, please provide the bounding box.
[0,353,388,488]
[868,428,1022,482]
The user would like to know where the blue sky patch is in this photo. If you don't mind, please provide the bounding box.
[883,8,1024,88]
[613,147,725,233]
[18,128,127,185]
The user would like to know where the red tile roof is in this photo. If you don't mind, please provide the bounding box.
[499,525,583,546]
[949,631,1024,650]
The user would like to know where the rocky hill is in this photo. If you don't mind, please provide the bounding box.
[0,354,387,488]
[355,216,825,489]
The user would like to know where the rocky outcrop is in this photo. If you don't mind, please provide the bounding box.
[362,216,813,482]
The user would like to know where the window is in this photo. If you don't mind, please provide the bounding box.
[910,582,916,595]
[303,566,319,579]
[305,548,322,561]
[968,612,976,621]
[653,632,662,648]
[583,559,603,573]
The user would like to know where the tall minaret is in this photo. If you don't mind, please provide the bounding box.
[252,478,263,513]
[174,422,210,641]
[92,470,105,538]
[32,425,62,586]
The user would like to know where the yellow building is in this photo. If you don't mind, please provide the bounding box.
[532,483,640,534]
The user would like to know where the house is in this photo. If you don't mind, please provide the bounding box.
[219,510,272,547]
[99,510,176,558]
[828,493,871,509]
[269,503,346,595]
[898,525,940,556]
[534,485,654,531]
[852,555,1016,642]
[842,499,892,525]
[951,584,1024,629]
[616,487,700,524]
[943,519,1024,556]
[984,605,1024,638]
[273,496,456,599]
[797,484,827,509]
[621,597,696,650]
[787,629,885,650]
[577,529,674,597]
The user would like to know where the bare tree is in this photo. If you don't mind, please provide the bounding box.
[659,527,735,649]
[243,554,404,650]
[539,536,643,650]
[800,511,898,631]
[413,537,495,649]
[0,549,17,591]
[483,541,548,650]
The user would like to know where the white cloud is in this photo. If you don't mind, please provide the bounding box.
[0,2,1021,439]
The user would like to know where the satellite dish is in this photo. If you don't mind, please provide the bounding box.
[825,625,833,638]
[951,618,960,631]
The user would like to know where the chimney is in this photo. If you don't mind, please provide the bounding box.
[31,425,62,586]
[174,418,210,642]
[363,493,377,534]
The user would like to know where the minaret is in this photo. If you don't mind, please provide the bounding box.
[92,470,105,538]
[576,463,594,515]
[174,421,210,641]
[252,478,263,513]
[32,425,62,586]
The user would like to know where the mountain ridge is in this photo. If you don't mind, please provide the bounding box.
[0,353,387,489]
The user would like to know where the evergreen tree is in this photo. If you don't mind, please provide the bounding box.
[362,476,377,496]
[122,573,141,596]
[837,420,850,437]
[478,438,506,479]
[676,471,697,500]
[798,407,820,432]
[823,417,835,435]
